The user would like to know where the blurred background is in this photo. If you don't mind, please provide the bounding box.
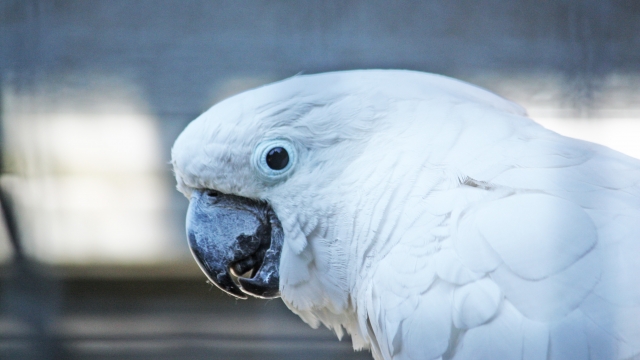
[0,1,638,359]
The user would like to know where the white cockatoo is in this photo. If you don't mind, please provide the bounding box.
[171,70,640,360]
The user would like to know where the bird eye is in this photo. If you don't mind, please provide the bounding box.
[253,139,297,181]
[266,147,289,170]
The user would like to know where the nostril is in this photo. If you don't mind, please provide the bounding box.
[206,189,220,198]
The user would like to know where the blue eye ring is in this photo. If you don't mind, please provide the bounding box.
[252,138,297,181]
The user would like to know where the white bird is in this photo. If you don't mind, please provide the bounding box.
[171,70,640,360]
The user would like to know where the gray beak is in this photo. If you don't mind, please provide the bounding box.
[186,189,283,299]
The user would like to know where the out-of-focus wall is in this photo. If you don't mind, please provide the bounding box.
[1,0,639,264]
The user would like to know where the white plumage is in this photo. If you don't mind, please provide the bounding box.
[172,70,640,359]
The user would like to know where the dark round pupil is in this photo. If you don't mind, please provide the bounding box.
[266,147,289,170]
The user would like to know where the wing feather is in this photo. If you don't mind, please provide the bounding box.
[368,109,640,358]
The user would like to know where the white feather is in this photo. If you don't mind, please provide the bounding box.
[452,277,502,329]
[434,247,484,285]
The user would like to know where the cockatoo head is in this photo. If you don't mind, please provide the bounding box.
[172,71,388,299]
[171,70,523,302]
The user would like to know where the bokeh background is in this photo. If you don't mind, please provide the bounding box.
[0,1,638,359]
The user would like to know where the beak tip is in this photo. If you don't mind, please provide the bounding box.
[189,246,248,299]
[238,276,280,299]
[209,273,249,299]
